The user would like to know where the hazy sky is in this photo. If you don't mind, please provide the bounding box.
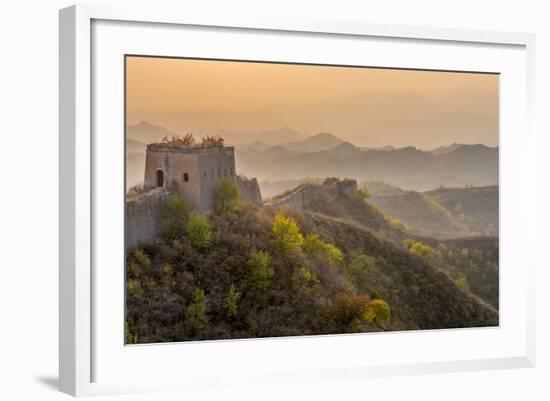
[126,56,499,149]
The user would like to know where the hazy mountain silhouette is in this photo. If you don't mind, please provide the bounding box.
[217,126,305,145]
[262,145,303,161]
[239,140,270,152]
[430,142,461,156]
[127,89,497,149]
[126,138,147,154]
[330,141,362,157]
[125,122,498,192]
[360,145,396,151]
[126,121,175,144]
[280,132,344,152]
[235,139,498,191]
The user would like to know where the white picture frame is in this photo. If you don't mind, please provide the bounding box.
[59,4,536,397]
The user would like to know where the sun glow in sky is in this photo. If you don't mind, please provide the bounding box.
[126,56,499,148]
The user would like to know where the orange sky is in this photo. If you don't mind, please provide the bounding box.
[126,56,499,148]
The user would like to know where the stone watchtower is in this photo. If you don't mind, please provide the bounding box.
[143,142,259,212]
[127,140,262,248]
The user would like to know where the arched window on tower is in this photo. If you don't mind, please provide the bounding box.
[183,173,189,182]
[156,169,164,187]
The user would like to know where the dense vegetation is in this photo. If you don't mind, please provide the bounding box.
[368,191,469,238]
[125,181,498,344]
[425,186,498,236]
[306,185,499,309]
[432,237,499,308]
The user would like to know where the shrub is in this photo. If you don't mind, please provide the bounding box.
[184,289,208,336]
[214,180,240,213]
[292,266,321,295]
[161,195,190,238]
[455,273,470,292]
[410,242,436,261]
[327,293,371,332]
[186,212,212,249]
[346,253,377,290]
[248,250,274,290]
[127,247,151,271]
[272,213,304,255]
[404,239,436,262]
[125,323,137,344]
[357,188,370,200]
[363,299,391,328]
[223,284,241,318]
[302,234,344,266]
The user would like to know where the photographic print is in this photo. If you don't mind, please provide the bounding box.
[125,56,499,344]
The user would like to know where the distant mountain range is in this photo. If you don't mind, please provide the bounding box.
[236,134,498,191]
[429,142,462,156]
[127,138,147,154]
[125,121,498,191]
[126,121,175,144]
[126,88,498,148]
[279,132,343,152]
[219,126,305,145]
[127,121,306,146]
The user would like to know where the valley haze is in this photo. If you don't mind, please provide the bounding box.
[126,121,498,193]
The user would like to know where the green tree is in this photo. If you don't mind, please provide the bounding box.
[346,253,377,290]
[186,212,212,249]
[272,213,304,255]
[292,266,321,295]
[357,188,370,200]
[455,273,470,292]
[409,241,436,262]
[390,219,407,232]
[302,233,344,266]
[159,263,175,288]
[161,195,190,238]
[125,323,137,344]
[327,293,371,332]
[248,250,274,290]
[128,247,151,268]
[223,284,241,318]
[363,299,391,328]
[213,180,240,213]
[184,288,208,336]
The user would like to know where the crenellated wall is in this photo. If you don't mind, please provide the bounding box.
[125,188,170,249]
[236,176,262,204]
[265,179,357,210]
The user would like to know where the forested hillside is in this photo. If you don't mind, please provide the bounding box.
[425,186,499,235]
[126,181,498,344]
[364,183,498,238]
[368,191,469,238]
